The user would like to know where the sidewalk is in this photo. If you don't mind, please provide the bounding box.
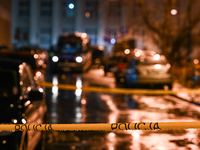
[173,81,200,105]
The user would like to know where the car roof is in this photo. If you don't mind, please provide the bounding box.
[0,58,25,71]
[15,47,46,53]
[0,50,34,55]
[0,50,37,69]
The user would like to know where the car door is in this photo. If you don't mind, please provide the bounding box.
[20,65,46,150]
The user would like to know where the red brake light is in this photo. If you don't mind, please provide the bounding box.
[117,62,130,71]
[117,64,124,70]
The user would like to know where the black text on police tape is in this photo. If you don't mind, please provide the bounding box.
[14,124,54,131]
[111,122,160,130]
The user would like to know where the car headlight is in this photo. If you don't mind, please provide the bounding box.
[154,64,161,69]
[75,56,82,63]
[153,54,160,60]
[52,56,59,62]
[21,118,26,124]
[12,119,18,124]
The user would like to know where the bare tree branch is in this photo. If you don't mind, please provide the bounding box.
[137,0,200,64]
[137,0,162,37]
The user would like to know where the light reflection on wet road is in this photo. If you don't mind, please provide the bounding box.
[42,66,200,150]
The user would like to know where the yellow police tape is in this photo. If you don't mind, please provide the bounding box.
[37,81,200,95]
[1,121,200,131]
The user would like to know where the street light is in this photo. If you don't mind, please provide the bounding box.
[171,9,178,15]
[68,3,74,9]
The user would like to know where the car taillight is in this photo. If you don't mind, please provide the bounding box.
[117,64,125,70]
[117,63,129,71]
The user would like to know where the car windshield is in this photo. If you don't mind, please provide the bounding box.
[57,43,82,54]
[0,69,19,99]
[137,56,167,65]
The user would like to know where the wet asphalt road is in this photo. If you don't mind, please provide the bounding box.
[40,65,200,150]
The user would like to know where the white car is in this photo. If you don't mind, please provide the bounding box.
[116,52,173,89]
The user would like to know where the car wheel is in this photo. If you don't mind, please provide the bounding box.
[124,80,132,88]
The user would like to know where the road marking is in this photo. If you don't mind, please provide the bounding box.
[37,81,200,95]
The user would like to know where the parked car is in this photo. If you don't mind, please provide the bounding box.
[192,58,200,85]
[115,53,173,89]
[0,50,46,82]
[0,58,47,150]
[52,32,92,73]
[16,46,49,69]
[102,55,131,76]
[183,58,200,88]
[90,45,104,66]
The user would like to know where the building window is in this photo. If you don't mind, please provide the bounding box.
[40,1,52,17]
[85,27,97,45]
[85,0,98,18]
[90,36,97,45]
[108,0,121,18]
[18,1,30,17]
[40,28,51,34]
[62,0,75,17]
[39,27,51,49]
[40,36,51,44]
[14,27,29,41]
[62,27,74,33]
[85,28,97,35]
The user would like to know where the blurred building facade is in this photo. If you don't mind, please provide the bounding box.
[11,0,145,51]
[0,0,12,48]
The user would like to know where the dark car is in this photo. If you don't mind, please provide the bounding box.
[0,50,46,82]
[0,58,47,150]
[102,55,130,76]
[51,32,92,73]
[90,45,104,66]
[16,46,49,69]
[115,53,173,89]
